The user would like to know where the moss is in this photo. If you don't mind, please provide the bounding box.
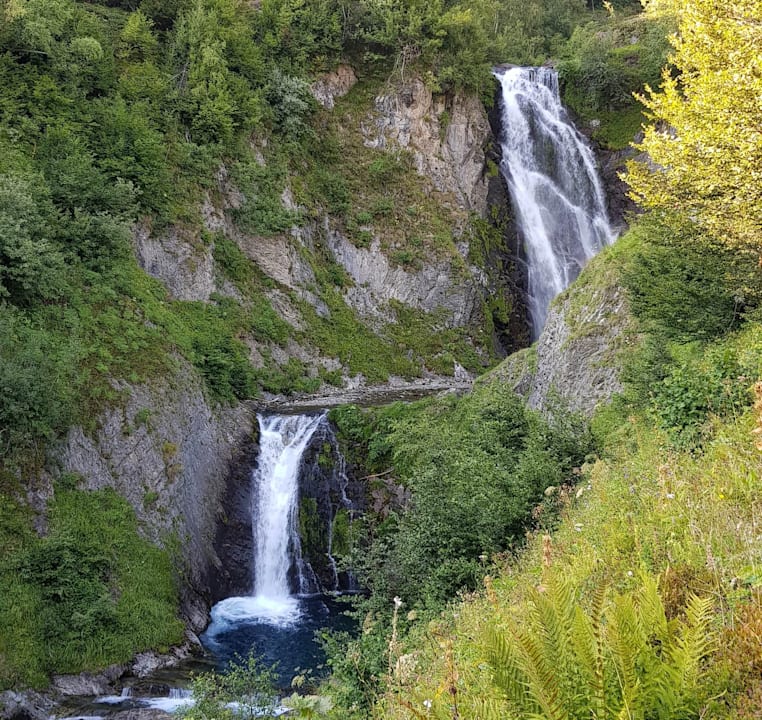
[589,105,645,150]
[331,508,353,558]
[298,497,326,567]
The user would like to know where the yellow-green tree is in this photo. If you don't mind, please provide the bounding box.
[626,0,762,251]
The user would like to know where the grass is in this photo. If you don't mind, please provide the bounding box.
[589,105,646,150]
[0,484,183,690]
[370,337,762,719]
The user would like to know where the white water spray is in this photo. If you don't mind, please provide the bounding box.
[495,66,616,337]
[207,413,324,629]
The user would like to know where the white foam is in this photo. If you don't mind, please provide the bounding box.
[207,595,302,631]
[143,696,194,713]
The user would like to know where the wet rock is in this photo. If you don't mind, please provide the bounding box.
[0,691,55,720]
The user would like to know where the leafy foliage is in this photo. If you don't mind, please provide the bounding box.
[0,486,183,688]
[333,384,592,609]
[182,654,280,720]
[626,0,762,250]
[488,574,713,719]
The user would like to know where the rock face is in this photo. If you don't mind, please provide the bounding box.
[53,359,254,631]
[482,247,635,417]
[325,228,483,328]
[363,78,491,213]
[133,222,217,302]
[311,64,358,109]
[598,143,640,232]
[0,690,55,720]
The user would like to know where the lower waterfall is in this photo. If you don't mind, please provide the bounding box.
[208,414,324,629]
[252,413,325,618]
[202,413,356,685]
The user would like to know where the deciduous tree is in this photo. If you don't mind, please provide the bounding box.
[626,0,762,251]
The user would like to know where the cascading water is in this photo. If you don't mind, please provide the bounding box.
[201,412,358,687]
[206,413,324,631]
[495,66,616,337]
[252,413,325,605]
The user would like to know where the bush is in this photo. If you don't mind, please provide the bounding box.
[0,308,77,455]
[336,382,592,609]
[0,487,182,687]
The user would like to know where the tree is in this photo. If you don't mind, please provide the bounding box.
[0,173,67,304]
[625,0,762,251]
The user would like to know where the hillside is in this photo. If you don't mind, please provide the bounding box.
[1,0,761,718]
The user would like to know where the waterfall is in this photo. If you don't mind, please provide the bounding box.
[252,413,324,601]
[495,66,616,337]
[206,413,325,629]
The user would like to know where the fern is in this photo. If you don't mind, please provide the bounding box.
[486,572,715,720]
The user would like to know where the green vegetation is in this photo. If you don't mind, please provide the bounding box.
[0,483,182,689]
[2,0,758,714]
[368,366,762,719]
[559,9,673,148]
[311,1,762,711]
[322,384,592,712]
[626,0,762,250]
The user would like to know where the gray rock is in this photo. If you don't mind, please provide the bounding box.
[129,645,194,680]
[52,665,124,696]
[325,230,483,328]
[310,65,357,110]
[0,690,55,720]
[133,223,216,302]
[482,248,635,417]
[362,78,490,213]
[109,710,173,720]
[53,358,253,629]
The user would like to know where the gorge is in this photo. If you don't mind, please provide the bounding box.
[4,1,757,718]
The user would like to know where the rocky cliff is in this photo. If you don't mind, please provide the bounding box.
[132,70,521,389]
[481,245,636,417]
[46,359,254,633]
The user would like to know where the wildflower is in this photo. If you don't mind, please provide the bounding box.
[423,699,432,710]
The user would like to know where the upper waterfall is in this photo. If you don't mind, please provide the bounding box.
[495,66,616,337]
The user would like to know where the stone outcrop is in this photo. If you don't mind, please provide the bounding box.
[481,247,636,417]
[362,78,491,213]
[133,222,217,302]
[325,228,484,328]
[311,64,358,110]
[53,359,254,631]
[0,691,55,720]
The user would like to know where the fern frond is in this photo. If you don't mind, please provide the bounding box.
[487,627,531,712]
[606,594,645,717]
[640,572,669,641]
[666,593,714,712]
[516,628,571,720]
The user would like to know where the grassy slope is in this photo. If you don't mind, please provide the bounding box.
[372,320,762,719]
